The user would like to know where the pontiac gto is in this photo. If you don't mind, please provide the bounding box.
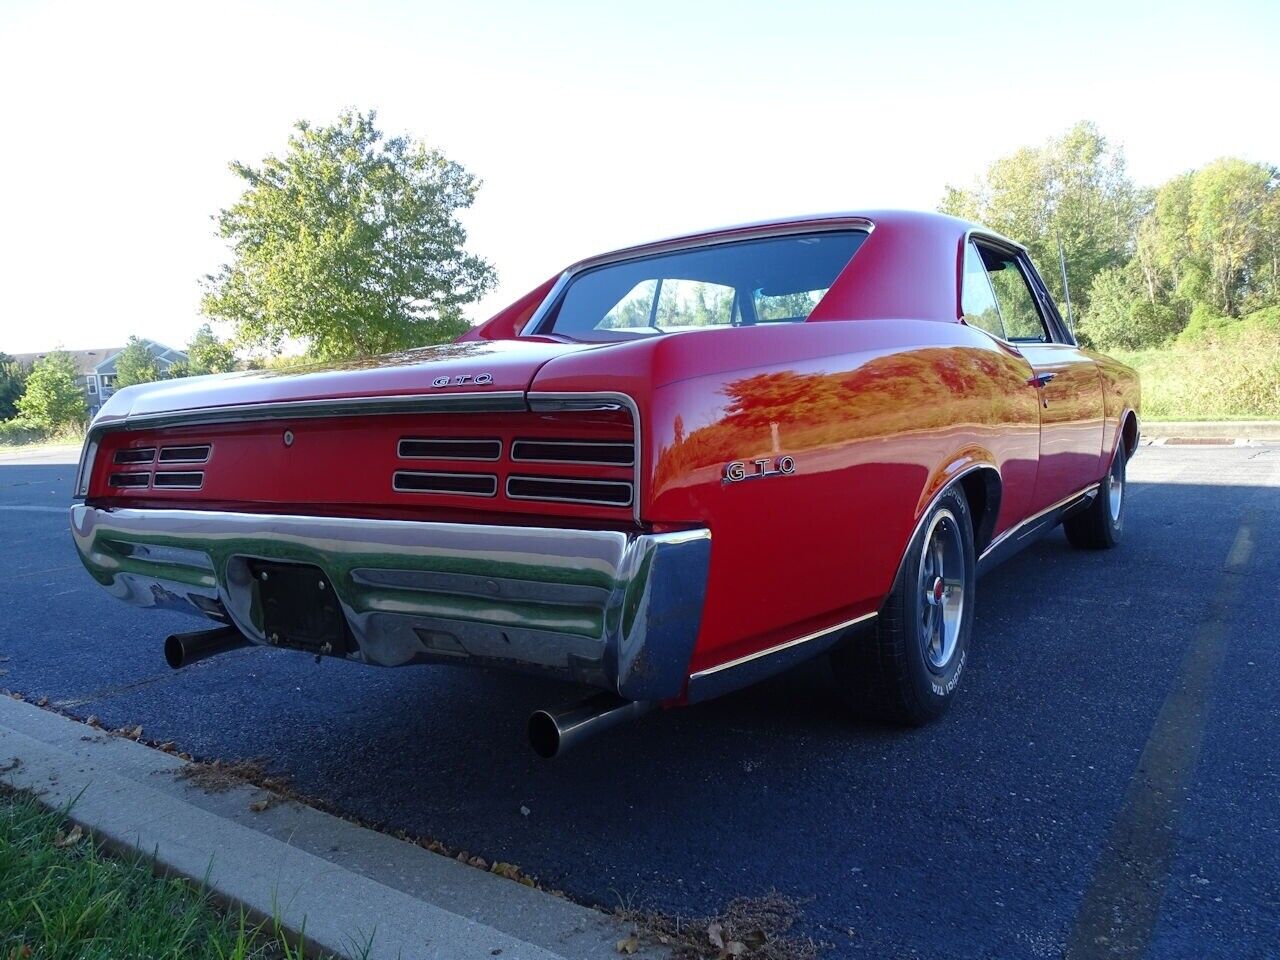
[70,211,1139,757]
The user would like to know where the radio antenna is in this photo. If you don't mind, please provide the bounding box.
[1056,234,1075,336]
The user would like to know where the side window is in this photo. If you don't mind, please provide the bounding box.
[976,243,1051,342]
[961,243,1005,339]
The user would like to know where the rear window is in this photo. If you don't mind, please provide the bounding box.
[535,230,868,341]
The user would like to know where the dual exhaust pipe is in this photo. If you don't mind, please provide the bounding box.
[164,627,652,757]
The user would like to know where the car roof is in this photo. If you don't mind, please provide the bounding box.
[564,209,1024,274]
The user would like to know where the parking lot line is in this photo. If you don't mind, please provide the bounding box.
[1065,513,1257,959]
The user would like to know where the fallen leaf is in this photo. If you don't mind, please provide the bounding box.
[490,862,522,880]
[722,941,748,957]
[742,929,768,948]
[157,741,177,753]
[54,825,83,847]
[615,933,639,955]
[85,715,100,728]
[36,697,48,707]
[708,922,725,949]
[249,798,270,813]
[468,855,488,869]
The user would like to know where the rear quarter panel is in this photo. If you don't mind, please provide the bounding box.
[533,319,1041,674]
[1088,350,1142,470]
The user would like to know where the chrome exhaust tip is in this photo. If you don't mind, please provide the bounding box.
[528,693,654,759]
[164,625,250,669]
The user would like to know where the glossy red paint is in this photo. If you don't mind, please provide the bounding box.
[87,408,637,525]
[82,210,1140,693]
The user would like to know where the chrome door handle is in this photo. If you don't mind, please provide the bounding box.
[1026,371,1057,388]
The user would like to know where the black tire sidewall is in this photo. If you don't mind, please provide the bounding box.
[897,487,976,718]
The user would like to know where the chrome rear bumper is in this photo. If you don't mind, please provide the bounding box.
[69,505,711,701]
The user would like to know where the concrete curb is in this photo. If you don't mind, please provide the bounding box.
[1143,420,1280,441]
[0,696,662,960]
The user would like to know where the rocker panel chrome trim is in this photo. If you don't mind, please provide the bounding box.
[686,611,878,704]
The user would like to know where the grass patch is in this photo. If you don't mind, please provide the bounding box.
[0,788,321,960]
[0,421,85,449]
[1113,308,1280,420]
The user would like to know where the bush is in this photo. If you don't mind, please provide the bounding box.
[0,416,48,446]
[1115,308,1280,419]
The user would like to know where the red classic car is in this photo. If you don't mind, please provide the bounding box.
[70,211,1139,757]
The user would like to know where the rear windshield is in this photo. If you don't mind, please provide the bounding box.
[534,230,868,341]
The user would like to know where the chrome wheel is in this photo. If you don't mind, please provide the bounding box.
[919,508,965,672]
[1108,449,1125,524]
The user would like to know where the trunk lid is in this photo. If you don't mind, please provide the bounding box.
[100,339,600,423]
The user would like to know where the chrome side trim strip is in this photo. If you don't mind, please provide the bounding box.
[691,611,877,681]
[528,391,643,523]
[978,482,1100,562]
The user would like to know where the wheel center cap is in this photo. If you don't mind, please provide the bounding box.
[929,577,945,605]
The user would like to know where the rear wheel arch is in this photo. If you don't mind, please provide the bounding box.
[958,466,1002,556]
[1120,410,1140,459]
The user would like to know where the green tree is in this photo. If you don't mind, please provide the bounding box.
[202,109,496,360]
[0,353,28,420]
[941,121,1143,317]
[16,351,86,429]
[114,337,160,387]
[184,324,238,376]
[1136,158,1280,318]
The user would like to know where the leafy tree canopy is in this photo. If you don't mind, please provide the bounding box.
[185,324,238,376]
[941,121,1143,317]
[202,109,496,360]
[16,351,86,429]
[114,337,161,387]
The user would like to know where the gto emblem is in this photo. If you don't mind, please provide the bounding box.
[723,456,796,483]
[432,372,494,388]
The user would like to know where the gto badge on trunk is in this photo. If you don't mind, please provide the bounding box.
[723,456,796,483]
[431,373,494,387]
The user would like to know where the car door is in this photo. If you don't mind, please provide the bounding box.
[969,239,1105,513]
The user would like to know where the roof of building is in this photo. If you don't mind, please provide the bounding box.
[93,341,187,376]
[9,347,122,377]
[9,341,188,378]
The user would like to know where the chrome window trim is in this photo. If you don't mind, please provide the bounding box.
[527,391,642,522]
[392,470,499,498]
[964,229,1074,346]
[510,438,635,467]
[519,219,876,338]
[396,438,503,462]
[505,475,634,509]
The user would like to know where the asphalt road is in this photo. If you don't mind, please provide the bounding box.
[2,443,1277,959]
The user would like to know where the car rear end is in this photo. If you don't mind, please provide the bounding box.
[71,380,711,706]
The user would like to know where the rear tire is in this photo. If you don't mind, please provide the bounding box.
[832,486,975,725]
[1064,442,1127,550]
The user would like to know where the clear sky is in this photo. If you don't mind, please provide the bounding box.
[1,0,1277,354]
